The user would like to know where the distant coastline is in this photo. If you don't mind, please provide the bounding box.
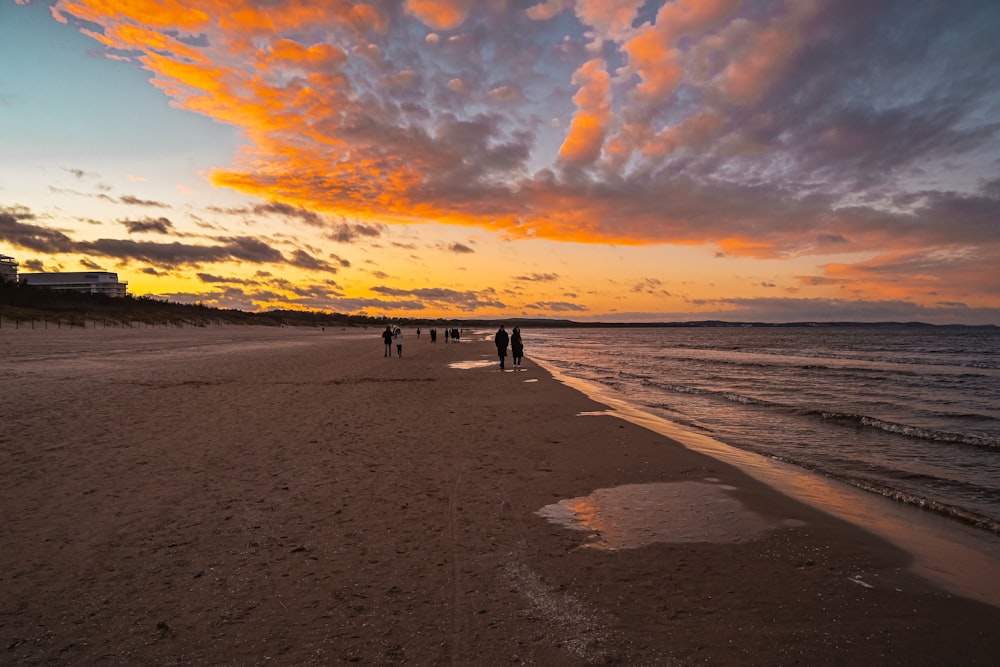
[2,281,994,329]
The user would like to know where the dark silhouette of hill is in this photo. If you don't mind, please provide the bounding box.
[0,282,375,327]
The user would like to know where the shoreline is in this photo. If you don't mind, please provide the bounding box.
[3,327,999,664]
[534,357,1000,608]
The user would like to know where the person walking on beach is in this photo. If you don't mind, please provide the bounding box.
[511,326,524,369]
[393,327,403,357]
[495,325,509,370]
[382,325,394,357]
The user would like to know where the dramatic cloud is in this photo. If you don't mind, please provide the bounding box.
[371,286,505,309]
[122,217,174,234]
[515,273,559,282]
[631,278,672,296]
[288,249,341,273]
[525,301,587,312]
[328,222,385,243]
[43,0,996,262]
[119,195,169,207]
[7,1,999,322]
[0,205,76,253]
[0,205,332,271]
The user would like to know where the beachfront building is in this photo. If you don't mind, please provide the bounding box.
[0,254,17,284]
[18,271,129,298]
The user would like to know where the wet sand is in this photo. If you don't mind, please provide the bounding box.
[2,326,999,665]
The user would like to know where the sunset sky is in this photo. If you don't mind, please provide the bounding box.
[2,0,999,324]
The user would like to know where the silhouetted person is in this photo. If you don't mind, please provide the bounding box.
[382,325,393,357]
[511,327,524,369]
[495,325,509,370]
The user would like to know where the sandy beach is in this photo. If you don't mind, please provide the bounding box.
[2,325,999,665]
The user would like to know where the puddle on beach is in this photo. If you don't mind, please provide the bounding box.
[449,359,496,369]
[536,480,780,550]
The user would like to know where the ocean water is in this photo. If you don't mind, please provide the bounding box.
[524,326,1000,534]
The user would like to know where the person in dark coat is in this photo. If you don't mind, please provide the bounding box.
[511,327,524,369]
[381,325,393,357]
[494,325,509,369]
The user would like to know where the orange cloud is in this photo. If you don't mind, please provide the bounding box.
[56,0,210,31]
[645,110,725,157]
[620,27,683,106]
[558,58,612,167]
[45,0,999,287]
[405,0,470,31]
[715,237,783,258]
[607,0,737,167]
[714,0,819,104]
[575,0,644,42]
[821,249,1000,304]
[653,0,741,45]
[526,0,574,22]
[266,39,348,70]
[619,0,740,104]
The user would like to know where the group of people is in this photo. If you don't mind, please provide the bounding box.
[493,325,523,370]
[381,324,526,371]
[419,327,460,343]
[381,325,403,357]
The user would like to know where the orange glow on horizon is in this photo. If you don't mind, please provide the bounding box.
[5,0,994,323]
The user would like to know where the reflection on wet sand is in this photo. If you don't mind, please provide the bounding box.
[449,359,496,369]
[536,480,780,550]
[534,357,1000,607]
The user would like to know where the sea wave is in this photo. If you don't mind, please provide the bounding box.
[745,452,1000,535]
[830,475,1000,534]
[655,351,1000,374]
[816,411,1000,449]
[636,377,1000,449]
[529,326,1000,535]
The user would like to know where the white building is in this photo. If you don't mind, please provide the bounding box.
[0,255,17,284]
[19,271,129,298]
